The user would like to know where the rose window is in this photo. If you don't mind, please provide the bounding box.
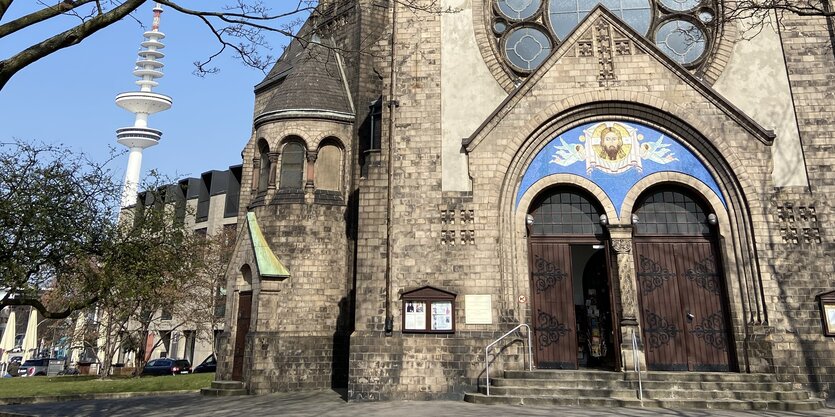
[491,0,717,74]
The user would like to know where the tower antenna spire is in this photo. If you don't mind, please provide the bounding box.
[115,3,172,209]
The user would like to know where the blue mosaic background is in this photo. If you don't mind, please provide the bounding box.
[515,121,725,216]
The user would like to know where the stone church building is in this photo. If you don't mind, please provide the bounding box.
[212,0,835,405]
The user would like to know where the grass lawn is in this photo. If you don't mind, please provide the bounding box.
[0,373,213,398]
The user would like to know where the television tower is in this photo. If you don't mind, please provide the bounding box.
[115,3,172,208]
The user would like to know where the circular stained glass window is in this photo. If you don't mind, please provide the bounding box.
[698,9,714,22]
[497,0,542,21]
[494,20,509,34]
[504,26,553,71]
[654,19,706,66]
[659,0,700,12]
[548,0,653,41]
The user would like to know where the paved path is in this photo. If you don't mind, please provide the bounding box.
[1,390,833,417]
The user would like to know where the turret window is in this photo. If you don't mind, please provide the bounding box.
[257,140,271,193]
[315,143,342,191]
[279,142,305,190]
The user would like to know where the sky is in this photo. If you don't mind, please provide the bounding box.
[1,2,302,184]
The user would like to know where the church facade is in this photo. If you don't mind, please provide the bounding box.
[214,0,835,402]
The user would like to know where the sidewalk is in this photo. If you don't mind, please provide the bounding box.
[0,390,831,417]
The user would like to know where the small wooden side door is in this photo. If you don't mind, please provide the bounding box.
[231,291,252,381]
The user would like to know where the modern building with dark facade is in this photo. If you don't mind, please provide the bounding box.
[212,0,835,408]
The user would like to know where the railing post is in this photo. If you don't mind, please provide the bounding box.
[484,324,532,397]
[632,330,643,405]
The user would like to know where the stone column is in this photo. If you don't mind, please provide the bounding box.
[305,151,318,191]
[608,225,645,372]
[268,152,279,190]
[251,157,260,192]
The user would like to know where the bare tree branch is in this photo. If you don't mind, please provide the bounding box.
[0,0,145,91]
[0,0,14,21]
[0,0,97,38]
[2,295,100,319]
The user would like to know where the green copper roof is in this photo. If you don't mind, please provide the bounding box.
[247,212,290,278]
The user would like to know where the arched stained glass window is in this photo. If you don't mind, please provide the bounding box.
[528,188,604,236]
[279,142,305,190]
[633,187,711,235]
[257,140,270,193]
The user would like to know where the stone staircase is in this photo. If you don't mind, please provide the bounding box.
[200,380,248,397]
[464,370,824,411]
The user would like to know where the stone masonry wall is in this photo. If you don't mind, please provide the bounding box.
[767,13,835,400]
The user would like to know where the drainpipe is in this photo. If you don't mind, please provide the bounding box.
[384,0,399,336]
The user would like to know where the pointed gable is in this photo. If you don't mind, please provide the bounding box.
[463,5,774,152]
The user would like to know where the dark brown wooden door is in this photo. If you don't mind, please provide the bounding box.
[676,241,732,371]
[635,240,732,371]
[529,240,576,369]
[231,291,252,381]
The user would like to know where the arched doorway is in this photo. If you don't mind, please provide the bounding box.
[232,265,253,381]
[527,187,618,370]
[633,186,735,371]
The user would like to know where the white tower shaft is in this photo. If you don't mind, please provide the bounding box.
[120,147,146,209]
[116,3,172,209]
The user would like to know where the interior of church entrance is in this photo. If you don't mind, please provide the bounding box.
[577,249,617,369]
[527,187,618,370]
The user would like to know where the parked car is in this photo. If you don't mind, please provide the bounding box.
[192,354,216,374]
[5,356,23,376]
[58,367,80,375]
[18,358,51,377]
[141,358,191,376]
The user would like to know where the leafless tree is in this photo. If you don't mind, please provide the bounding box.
[0,0,455,91]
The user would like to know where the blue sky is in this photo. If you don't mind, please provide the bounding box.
[1,3,298,183]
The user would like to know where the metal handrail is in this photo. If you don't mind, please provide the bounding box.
[484,323,532,396]
[632,329,643,405]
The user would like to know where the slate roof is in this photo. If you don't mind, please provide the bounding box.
[254,33,353,118]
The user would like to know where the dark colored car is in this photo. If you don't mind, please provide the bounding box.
[141,358,191,376]
[17,358,50,377]
[192,354,216,374]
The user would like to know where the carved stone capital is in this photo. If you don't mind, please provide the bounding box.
[611,238,632,254]
[306,150,319,163]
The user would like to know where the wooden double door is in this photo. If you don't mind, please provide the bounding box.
[634,238,734,371]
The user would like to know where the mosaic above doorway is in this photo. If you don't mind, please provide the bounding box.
[516,121,725,215]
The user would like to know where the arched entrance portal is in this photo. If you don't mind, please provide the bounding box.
[633,187,736,371]
[527,187,618,370]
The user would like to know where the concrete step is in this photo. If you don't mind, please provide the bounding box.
[211,380,245,390]
[503,370,786,383]
[464,393,824,411]
[481,386,811,401]
[490,377,795,392]
[201,380,248,397]
[200,387,248,397]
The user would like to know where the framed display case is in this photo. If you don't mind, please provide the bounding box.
[816,290,835,337]
[401,286,456,334]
